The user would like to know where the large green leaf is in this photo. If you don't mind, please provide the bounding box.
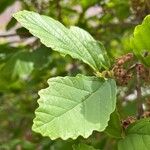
[32,75,117,139]
[131,15,150,66]
[13,10,110,71]
[118,118,150,150]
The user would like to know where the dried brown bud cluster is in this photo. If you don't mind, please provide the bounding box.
[116,53,133,66]
[113,52,150,86]
[113,53,133,85]
[142,111,150,118]
[122,116,136,129]
[141,99,150,118]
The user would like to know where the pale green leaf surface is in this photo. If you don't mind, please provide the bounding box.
[118,118,150,150]
[13,10,110,71]
[32,75,116,139]
[131,15,150,66]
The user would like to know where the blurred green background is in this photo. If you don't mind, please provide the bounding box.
[0,0,150,149]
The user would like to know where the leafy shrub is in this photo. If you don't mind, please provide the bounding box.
[9,10,150,149]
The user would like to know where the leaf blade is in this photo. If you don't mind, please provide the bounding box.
[13,10,110,71]
[32,75,117,139]
[105,110,123,138]
[131,15,150,66]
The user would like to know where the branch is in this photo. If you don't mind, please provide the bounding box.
[56,0,62,21]
[136,64,144,119]
[0,33,18,38]
[145,0,150,10]
[96,22,138,29]
[0,32,32,38]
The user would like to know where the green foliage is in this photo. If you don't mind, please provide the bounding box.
[0,0,15,14]
[73,143,98,150]
[0,0,150,149]
[0,46,51,91]
[105,110,123,138]
[118,118,150,150]
[79,0,99,9]
[33,75,116,139]
[6,17,17,30]
[131,15,150,66]
[14,10,118,141]
[13,11,110,71]
[106,0,130,20]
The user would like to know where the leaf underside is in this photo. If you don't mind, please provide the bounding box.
[32,75,116,140]
[13,10,110,71]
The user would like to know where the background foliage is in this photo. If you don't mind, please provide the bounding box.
[0,0,150,149]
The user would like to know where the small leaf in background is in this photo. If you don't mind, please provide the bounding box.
[107,0,130,20]
[105,110,123,138]
[79,0,99,9]
[13,10,110,71]
[0,47,51,91]
[0,47,51,81]
[0,44,20,63]
[118,118,150,150]
[131,15,150,66]
[121,101,137,118]
[73,143,99,150]
[2,51,34,80]
[16,27,32,38]
[32,75,117,139]
[6,17,17,30]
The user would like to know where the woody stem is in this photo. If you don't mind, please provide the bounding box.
[136,64,144,119]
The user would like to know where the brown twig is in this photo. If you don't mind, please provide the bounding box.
[145,0,150,10]
[96,22,138,29]
[0,32,32,38]
[56,0,62,21]
[0,33,18,38]
[136,64,144,119]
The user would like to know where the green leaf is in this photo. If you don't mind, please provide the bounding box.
[13,10,110,71]
[118,118,150,150]
[6,17,17,30]
[2,51,34,80]
[0,44,20,64]
[32,75,117,139]
[105,110,123,138]
[0,47,51,81]
[79,0,99,9]
[107,0,130,20]
[16,27,32,38]
[0,47,51,91]
[131,15,150,66]
[73,143,99,150]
